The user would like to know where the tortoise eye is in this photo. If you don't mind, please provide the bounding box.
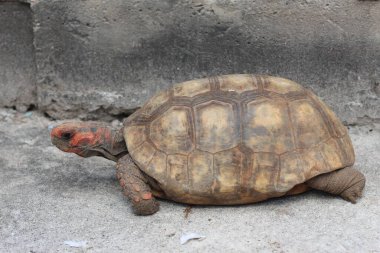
[61,132,73,140]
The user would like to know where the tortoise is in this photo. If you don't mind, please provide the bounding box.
[51,74,365,215]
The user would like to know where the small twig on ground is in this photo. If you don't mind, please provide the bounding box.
[184,205,192,219]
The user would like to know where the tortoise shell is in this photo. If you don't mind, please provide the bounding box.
[123,74,354,205]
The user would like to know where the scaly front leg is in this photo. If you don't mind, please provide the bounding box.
[116,155,160,215]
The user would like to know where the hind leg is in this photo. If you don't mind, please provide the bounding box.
[116,155,160,215]
[306,166,365,203]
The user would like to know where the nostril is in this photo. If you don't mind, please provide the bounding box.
[61,132,73,140]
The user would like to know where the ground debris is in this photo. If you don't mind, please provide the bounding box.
[64,240,87,248]
[180,232,206,245]
[183,205,192,219]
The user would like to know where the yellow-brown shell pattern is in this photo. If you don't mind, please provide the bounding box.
[124,74,354,205]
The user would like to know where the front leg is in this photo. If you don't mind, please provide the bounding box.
[116,155,159,215]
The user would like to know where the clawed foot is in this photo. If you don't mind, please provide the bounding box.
[132,196,160,215]
[340,179,365,204]
[117,154,161,215]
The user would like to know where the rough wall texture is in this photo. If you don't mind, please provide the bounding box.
[31,0,380,123]
[0,1,36,111]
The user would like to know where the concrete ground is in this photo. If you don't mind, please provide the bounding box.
[0,108,379,253]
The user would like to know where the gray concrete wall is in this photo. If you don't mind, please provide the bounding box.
[32,0,380,124]
[0,1,36,111]
[1,0,379,124]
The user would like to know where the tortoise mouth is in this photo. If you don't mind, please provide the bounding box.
[51,135,82,153]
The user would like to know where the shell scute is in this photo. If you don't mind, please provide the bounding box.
[244,98,295,154]
[214,148,244,193]
[194,100,239,153]
[166,154,188,195]
[289,99,330,149]
[219,74,258,93]
[264,76,304,94]
[251,152,280,193]
[278,151,306,192]
[124,125,146,153]
[150,106,194,155]
[188,150,214,195]
[173,78,211,97]
[145,150,167,182]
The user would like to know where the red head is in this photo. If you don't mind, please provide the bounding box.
[50,121,127,161]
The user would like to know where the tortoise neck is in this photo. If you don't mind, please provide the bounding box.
[88,126,128,162]
[104,128,128,161]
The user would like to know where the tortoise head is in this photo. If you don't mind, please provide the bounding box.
[50,121,127,162]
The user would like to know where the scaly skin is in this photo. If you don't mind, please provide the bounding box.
[116,155,160,215]
[51,121,159,215]
[306,167,365,203]
[50,122,127,161]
